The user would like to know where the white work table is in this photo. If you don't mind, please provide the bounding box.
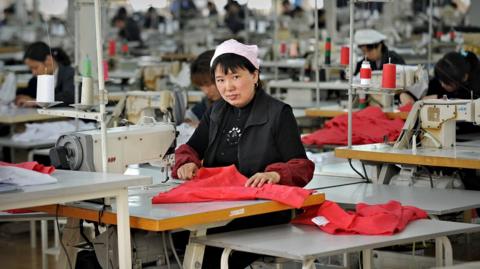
[335,143,480,169]
[304,175,364,190]
[321,183,480,216]
[0,107,63,124]
[267,80,349,90]
[193,220,480,269]
[31,173,324,268]
[0,170,152,269]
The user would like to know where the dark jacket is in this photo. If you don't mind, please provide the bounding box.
[426,52,480,100]
[354,46,405,75]
[174,89,314,187]
[17,64,75,106]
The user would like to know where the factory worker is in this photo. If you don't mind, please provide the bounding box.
[354,29,405,75]
[173,39,314,269]
[184,50,222,126]
[15,42,75,107]
[425,51,480,100]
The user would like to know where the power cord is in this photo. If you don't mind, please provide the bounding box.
[361,162,370,183]
[56,204,73,269]
[168,232,183,269]
[348,159,366,180]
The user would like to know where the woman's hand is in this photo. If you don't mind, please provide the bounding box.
[15,95,35,107]
[177,162,198,180]
[245,171,281,188]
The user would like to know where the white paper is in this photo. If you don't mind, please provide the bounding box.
[36,74,55,102]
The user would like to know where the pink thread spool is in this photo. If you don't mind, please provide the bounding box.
[340,46,349,65]
[359,60,371,85]
[103,60,109,81]
[382,63,396,89]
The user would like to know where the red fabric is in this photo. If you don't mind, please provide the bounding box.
[173,145,314,187]
[0,161,55,174]
[153,165,313,208]
[302,106,405,146]
[265,158,314,187]
[172,144,202,179]
[292,200,428,235]
[398,103,413,112]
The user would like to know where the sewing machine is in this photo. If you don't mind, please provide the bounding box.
[377,98,480,187]
[395,98,480,149]
[49,121,176,173]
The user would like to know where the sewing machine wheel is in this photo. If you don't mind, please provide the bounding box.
[56,135,83,170]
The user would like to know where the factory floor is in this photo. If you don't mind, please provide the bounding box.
[1,221,480,269]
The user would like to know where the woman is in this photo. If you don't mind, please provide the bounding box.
[354,29,405,75]
[425,50,480,100]
[185,49,222,126]
[173,39,314,268]
[15,41,75,107]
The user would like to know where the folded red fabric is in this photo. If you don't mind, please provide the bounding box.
[292,200,428,235]
[152,165,312,208]
[0,161,55,175]
[302,106,405,146]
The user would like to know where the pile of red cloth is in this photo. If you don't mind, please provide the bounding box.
[152,165,313,208]
[302,106,406,146]
[292,200,427,235]
[0,161,55,174]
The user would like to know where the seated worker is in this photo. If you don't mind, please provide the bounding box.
[173,39,314,269]
[354,29,408,106]
[354,29,405,75]
[185,50,222,126]
[15,41,75,107]
[425,50,480,100]
[112,15,142,44]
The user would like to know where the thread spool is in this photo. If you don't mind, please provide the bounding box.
[289,41,298,58]
[108,39,116,57]
[83,56,92,77]
[103,60,109,81]
[340,46,349,65]
[121,43,129,54]
[324,37,331,65]
[382,63,396,89]
[81,77,94,105]
[358,92,367,109]
[36,75,55,102]
[359,61,372,85]
[279,42,287,58]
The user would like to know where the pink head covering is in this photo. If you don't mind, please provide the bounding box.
[210,39,259,69]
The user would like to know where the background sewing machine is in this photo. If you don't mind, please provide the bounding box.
[395,98,480,149]
[49,121,176,174]
[379,98,480,187]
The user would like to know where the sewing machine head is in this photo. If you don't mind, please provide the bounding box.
[395,98,480,149]
[49,121,176,173]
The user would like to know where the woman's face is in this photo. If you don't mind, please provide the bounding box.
[214,65,258,108]
[25,56,54,76]
[199,83,222,102]
[360,45,382,62]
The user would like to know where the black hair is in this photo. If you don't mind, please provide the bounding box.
[434,52,469,88]
[24,41,71,66]
[358,41,384,51]
[210,53,262,90]
[190,50,215,87]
